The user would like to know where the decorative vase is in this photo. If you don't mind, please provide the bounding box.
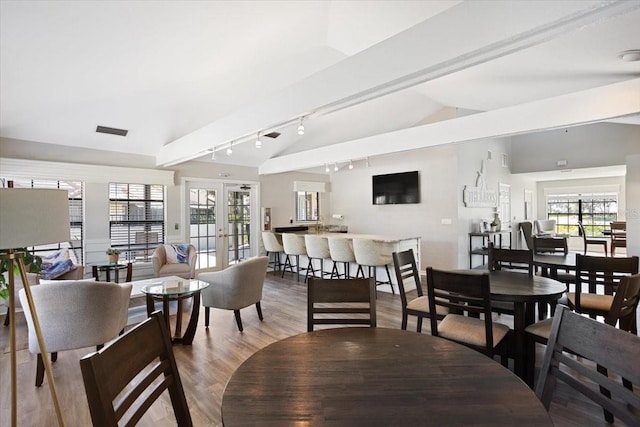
[108,254,119,264]
[491,212,502,232]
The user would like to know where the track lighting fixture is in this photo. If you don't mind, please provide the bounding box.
[297,118,305,135]
[325,163,329,173]
[226,142,233,156]
[348,160,353,170]
[255,132,262,149]
[334,163,338,172]
[211,150,216,160]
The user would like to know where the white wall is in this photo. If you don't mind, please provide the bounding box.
[330,145,458,270]
[510,123,640,173]
[260,171,331,228]
[626,154,640,257]
[456,137,512,268]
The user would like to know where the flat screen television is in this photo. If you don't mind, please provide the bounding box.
[372,171,420,205]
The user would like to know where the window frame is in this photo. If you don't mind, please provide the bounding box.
[109,183,165,262]
[545,191,618,237]
[296,191,319,222]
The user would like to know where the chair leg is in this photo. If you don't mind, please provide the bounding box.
[36,354,45,387]
[205,307,210,328]
[256,302,263,321]
[305,258,315,283]
[385,264,395,294]
[401,311,408,330]
[281,255,293,278]
[3,307,9,326]
[331,261,339,279]
[51,352,58,363]
[416,317,423,333]
[234,310,243,332]
[356,264,365,279]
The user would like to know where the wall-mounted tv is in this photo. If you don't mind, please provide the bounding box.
[372,171,420,205]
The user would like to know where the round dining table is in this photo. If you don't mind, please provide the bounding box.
[222,327,553,426]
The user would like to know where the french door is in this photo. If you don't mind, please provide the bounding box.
[187,181,258,272]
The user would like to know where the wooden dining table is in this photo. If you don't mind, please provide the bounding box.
[460,269,566,383]
[222,327,553,426]
[533,252,578,277]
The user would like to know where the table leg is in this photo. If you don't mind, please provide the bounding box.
[106,268,111,282]
[163,297,171,336]
[512,302,527,380]
[178,293,200,345]
[174,299,183,339]
[114,268,119,283]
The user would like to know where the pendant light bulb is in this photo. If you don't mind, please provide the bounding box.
[297,118,305,135]
[325,163,329,173]
[255,133,262,149]
[226,142,233,156]
[348,160,353,170]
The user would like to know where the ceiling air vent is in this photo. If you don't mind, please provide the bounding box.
[264,131,280,139]
[96,125,128,137]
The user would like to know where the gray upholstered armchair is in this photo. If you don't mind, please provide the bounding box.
[151,244,197,279]
[197,256,269,332]
[19,280,132,386]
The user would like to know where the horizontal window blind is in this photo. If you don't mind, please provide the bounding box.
[109,183,165,262]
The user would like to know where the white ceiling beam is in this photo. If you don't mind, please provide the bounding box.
[258,78,640,175]
[156,0,634,167]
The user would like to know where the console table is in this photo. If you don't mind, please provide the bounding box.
[468,230,512,268]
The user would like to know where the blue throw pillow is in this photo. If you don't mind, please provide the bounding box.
[40,258,75,280]
[166,244,189,264]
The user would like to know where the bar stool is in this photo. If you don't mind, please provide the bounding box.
[281,233,308,282]
[353,238,395,294]
[304,235,331,282]
[328,237,356,279]
[262,231,284,271]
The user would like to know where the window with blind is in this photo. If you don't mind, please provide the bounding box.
[109,183,165,262]
[546,191,618,237]
[296,191,319,222]
[0,178,84,263]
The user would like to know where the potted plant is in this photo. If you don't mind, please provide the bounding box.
[0,248,42,300]
[106,248,121,264]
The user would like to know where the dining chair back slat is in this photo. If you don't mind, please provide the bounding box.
[536,306,640,426]
[488,242,533,275]
[570,254,639,318]
[307,278,376,331]
[392,249,445,332]
[426,268,510,359]
[80,311,192,427]
[533,236,568,255]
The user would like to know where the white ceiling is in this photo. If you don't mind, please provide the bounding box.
[1,1,639,173]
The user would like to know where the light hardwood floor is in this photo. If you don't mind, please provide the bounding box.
[0,270,631,426]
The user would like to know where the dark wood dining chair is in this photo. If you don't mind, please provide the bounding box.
[392,249,446,332]
[577,221,608,256]
[80,311,193,427]
[307,277,376,332]
[487,242,534,316]
[425,267,511,364]
[519,221,534,250]
[533,236,568,255]
[535,305,640,426]
[610,221,627,257]
[526,273,640,390]
[568,254,639,320]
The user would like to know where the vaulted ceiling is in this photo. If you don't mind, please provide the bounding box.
[1,1,639,174]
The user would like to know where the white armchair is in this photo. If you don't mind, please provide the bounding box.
[151,244,197,279]
[198,256,269,332]
[19,280,132,386]
[534,219,557,237]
